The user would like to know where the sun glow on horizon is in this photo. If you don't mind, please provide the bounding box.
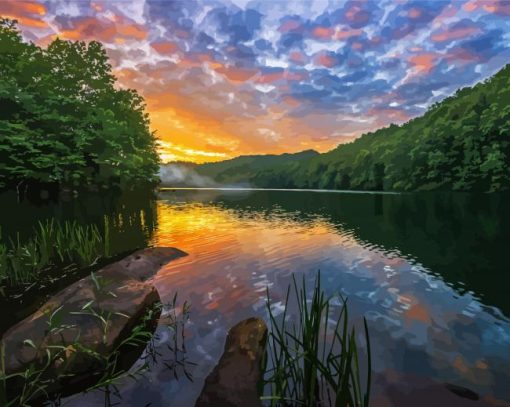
[157,140,230,164]
[5,0,510,164]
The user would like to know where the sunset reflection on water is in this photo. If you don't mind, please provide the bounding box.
[148,190,510,406]
[67,189,510,406]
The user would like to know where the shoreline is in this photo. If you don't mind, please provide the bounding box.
[159,187,401,195]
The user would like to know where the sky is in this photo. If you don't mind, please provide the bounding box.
[2,0,510,163]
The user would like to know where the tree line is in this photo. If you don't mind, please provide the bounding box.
[0,19,159,195]
[193,64,510,192]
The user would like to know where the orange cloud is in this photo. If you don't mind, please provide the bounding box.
[141,73,349,163]
[116,23,146,40]
[114,67,139,84]
[313,52,337,68]
[90,2,103,12]
[432,3,458,25]
[214,65,258,82]
[58,18,113,41]
[0,0,46,15]
[431,26,480,43]
[282,96,301,108]
[255,70,308,84]
[408,53,437,74]
[57,16,147,42]
[463,0,510,15]
[278,19,301,33]
[151,41,179,54]
[408,8,422,19]
[312,26,334,40]
[289,50,307,64]
[148,95,243,163]
[171,52,223,71]
[0,0,48,28]
[463,1,478,12]
[482,0,510,15]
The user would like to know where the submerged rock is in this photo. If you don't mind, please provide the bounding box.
[196,317,268,407]
[444,383,480,400]
[0,247,186,397]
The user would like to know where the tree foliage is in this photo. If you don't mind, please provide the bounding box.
[194,149,319,184]
[0,19,159,192]
[195,65,510,192]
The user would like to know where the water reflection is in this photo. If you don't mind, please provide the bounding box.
[0,188,159,331]
[136,189,509,406]
[21,189,510,406]
[165,189,510,314]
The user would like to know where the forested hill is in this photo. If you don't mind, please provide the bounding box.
[193,65,510,192]
[0,19,159,194]
[193,149,319,185]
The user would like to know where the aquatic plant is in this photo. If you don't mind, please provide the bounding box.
[0,218,116,288]
[0,292,193,406]
[263,273,371,406]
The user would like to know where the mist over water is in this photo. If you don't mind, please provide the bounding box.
[158,164,253,189]
[158,164,217,188]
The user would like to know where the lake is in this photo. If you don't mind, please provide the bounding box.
[2,189,510,406]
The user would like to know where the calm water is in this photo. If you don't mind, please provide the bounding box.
[2,189,510,406]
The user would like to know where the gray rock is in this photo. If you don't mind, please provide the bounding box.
[444,383,480,401]
[0,247,186,395]
[196,317,268,407]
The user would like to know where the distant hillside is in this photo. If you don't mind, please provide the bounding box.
[174,65,510,192]
[193,149,320,185]
[251,64,510,192]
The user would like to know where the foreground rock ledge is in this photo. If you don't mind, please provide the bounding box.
[1,247,187,393]
[196,317,268,407]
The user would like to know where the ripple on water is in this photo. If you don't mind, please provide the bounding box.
[62,191,510,406]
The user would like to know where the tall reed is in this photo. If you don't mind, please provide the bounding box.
[0,219,108,287]
[263,273,371,406]
[0,294,193,406]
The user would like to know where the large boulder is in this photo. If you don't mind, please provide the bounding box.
[0,247,186,397]
[196,317,268,407]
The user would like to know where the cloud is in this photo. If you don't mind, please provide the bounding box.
[53,15,147,42]
[463,0,510,15]
[0,0,48,28]
[150,41,179,54]
[313,51,340,68]
[342,1,375,28]
[8,0,510,162]
[215,65,258,82]
[408,53,439,74]
[431,19,481,43]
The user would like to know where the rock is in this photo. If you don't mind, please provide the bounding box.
[444,383,480,401]
[0,247,187,397]
[196,317,268,407]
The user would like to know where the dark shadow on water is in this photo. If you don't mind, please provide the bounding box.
[0,187,159,331]
[160,189,510,317]
[41,299,195,407]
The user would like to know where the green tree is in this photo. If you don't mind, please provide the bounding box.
[0,19,159,193]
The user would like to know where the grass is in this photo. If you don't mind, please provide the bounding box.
[263,273,371,407]
[0,308,155,406]
[0,285,193,406]
[0,218,112,288]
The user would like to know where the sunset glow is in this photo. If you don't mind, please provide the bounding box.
[3,0,510,163]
